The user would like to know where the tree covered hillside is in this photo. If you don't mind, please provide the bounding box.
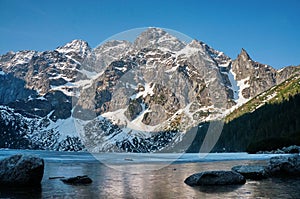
[187,73,300,153]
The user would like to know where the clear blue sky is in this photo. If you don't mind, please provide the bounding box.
[0,0,299,69]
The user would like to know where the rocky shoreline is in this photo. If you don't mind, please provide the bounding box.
[1,153,299,190]
[185,154,300,186]
[0,154,93,187]
[256,145,300,154]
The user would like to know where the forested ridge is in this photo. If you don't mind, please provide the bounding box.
[187,74,300,153]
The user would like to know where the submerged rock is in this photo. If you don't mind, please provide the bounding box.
[0,154,44,186]
[232,165,268,180]
[267,155,300,176]
[61,175,93,185]
[184,171,246,186]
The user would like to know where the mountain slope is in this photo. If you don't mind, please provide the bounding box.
[226,68,300,122]
[216,73,300,152]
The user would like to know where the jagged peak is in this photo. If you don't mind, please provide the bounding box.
[55,40,92,62]
[94,40,132,52]
[140,27,168,37]
[188,39,217,53]
[133,27,185,51]
[134,27,169,45]
[188,39,204,47]
[187,39,231,66]
[238,48,252,61]
[56,39,91,55]
[61,39,89,48]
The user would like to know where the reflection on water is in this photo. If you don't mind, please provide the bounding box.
[0,150,300,199]
[39,160,300,198]
[0,186,42,199]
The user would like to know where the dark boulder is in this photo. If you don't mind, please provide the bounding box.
[0,154,44,186]
[232,165,268,180]
[267,155,300,176]
[184,171,246,186]
[61,175,92,185]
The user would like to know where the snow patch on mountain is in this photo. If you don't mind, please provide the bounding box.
[176,43,201,57]
[236,77,250,105]
[227,69,239,100]
[135,83,155,98]
[44,116,78,142]
[227,68,250,106]
[101,108,159,133]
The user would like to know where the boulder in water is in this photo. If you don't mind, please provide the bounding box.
[232,165,268,180]
[0,154,44,186]
[267,155,300,176]
[184,170,246,186]
[61,175,92,185]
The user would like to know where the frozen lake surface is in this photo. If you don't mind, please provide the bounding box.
[0,149,299,198]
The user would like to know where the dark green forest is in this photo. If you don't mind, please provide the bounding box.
[187,93,300,153]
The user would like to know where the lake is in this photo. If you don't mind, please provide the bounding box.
[0,149,300,198]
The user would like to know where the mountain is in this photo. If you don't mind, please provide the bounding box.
[226,67,300,122]
[218,72,300,152]
[0,27,298,152]
[186,71,300,153]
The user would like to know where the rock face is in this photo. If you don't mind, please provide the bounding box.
[267,155,300,176]
[184,171,246,186]
[0,154,44,186]
[231,48,277,99]
[89,40,132,73]
[232,165,268,180]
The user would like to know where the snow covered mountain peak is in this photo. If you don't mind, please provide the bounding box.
[133,27,185,51]
[188,39,203,47]
[56,39,92,61]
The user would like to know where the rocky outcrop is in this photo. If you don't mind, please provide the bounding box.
[0,154,44,186]
[232,165,268,180]
[267,155,300,176]
[124,99,143,121]
[277,65,300,83]
[184,171,246,186]
[231,48,277,99]
[0,73,36,104]
[89,40,132,73]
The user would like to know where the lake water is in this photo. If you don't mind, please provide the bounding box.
[0,149,300,198]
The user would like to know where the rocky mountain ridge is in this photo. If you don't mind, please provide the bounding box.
[0,27,298,152]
